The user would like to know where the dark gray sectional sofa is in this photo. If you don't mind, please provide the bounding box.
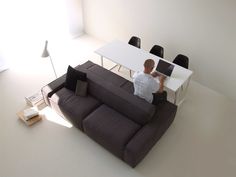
[41,60,177,167]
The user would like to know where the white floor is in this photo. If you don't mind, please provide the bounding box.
[1,35,236,177]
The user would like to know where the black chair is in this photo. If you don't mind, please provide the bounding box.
[118,36,141,77]
[149,45,164,58]
[128,36,141,48]
[173,54,189,69]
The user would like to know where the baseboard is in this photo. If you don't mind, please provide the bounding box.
[0,65,9,72]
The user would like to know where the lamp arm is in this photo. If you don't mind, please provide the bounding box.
[49,55,57,78]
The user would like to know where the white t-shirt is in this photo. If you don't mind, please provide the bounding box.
[133,71,159,103]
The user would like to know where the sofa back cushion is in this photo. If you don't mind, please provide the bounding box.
[78,67,156,125]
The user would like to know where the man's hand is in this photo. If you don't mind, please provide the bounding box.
[151,71,160,77]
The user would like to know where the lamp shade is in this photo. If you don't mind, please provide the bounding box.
[41,40,49,57]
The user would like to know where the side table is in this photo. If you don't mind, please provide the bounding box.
[17,108,42,126]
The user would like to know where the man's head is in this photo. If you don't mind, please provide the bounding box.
[144,59,155,74]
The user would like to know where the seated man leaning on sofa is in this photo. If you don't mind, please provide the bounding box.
[133,59,167,105]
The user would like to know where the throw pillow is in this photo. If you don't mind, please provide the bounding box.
[75,80,88,97]
[65,65,87,91]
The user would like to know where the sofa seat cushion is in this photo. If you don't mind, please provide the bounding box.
[50,87,74,104]
[83,104,141,158]
[51,88,101,130]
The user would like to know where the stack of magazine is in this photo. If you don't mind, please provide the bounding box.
[23,107,39,121]
[25,91,44,108]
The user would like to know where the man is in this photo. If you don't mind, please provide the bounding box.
[133,59,166,104]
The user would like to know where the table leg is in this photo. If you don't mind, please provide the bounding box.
[174,89,178,105]
[101,56,103,67]
[185,76,192,91]
[175,75,192,105]
[109,64,118,70]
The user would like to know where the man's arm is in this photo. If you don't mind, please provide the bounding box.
[158,75,166,93]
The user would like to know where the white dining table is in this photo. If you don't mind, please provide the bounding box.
[95,40,193,105]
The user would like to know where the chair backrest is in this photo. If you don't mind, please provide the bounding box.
[128,36,141,48]
[149,45,164,58]
[173,54,189,69]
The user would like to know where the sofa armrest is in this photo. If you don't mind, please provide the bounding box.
[41,74,66,106]
[123,101,177,167]
[40,61,94,106]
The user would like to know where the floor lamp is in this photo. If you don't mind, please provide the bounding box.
[41,40,57,78]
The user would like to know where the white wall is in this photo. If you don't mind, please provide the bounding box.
[64,0,84,38]
[82,0,236,101]
[0,0,84,71]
